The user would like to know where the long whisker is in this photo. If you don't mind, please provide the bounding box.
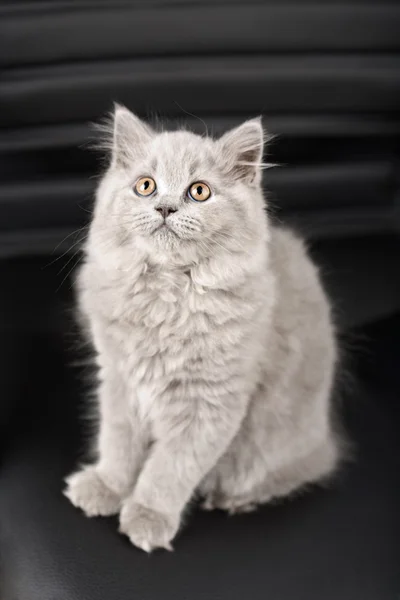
[43,228,87,269]
[214,232,251,256]
[52,226,87,253]
[216,229,252,243]
[57,245,84,276]
[56,255,82,293]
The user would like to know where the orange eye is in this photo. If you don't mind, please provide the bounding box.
[188,182,211,202]
[134,176,156,197]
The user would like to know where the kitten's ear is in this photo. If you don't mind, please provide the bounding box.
[218,118,265,183]
[112,104,154,168]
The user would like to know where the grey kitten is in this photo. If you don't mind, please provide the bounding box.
[64,106,340,552]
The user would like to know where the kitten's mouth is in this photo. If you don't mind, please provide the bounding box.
[153,222,169,233]
[153,223,179,238]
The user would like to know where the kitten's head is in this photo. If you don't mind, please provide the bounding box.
[90,105,270,267]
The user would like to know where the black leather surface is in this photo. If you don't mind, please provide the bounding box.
[4,55,400,127]
[3,3,400,67]
[0,318,398,600]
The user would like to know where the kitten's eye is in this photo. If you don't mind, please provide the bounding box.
[134,176,156,197]
[188,182,211,202]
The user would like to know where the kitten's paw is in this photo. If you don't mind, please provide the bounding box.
[119,501,178,552]
[202,493,258,515]
[64,467,122,517]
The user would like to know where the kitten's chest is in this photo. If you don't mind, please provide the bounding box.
[104,270,219,390]
[103,268,216,352]
[89,264,253,388]
[117,269,197,328]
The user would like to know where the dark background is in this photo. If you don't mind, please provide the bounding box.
[0,2,399,599]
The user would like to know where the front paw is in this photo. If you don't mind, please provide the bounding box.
[119,501,178,552]
[64,466,122,517]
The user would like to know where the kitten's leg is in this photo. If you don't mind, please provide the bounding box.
[200,383,339,514]
[119,393,247,552]
[64,372,147,517]
[201,433,338,513]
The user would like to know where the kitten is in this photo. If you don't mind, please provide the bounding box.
[64,106,340,552]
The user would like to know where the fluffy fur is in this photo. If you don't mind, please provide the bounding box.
[64,106,340,552]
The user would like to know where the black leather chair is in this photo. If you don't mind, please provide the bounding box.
[1,2,399,598]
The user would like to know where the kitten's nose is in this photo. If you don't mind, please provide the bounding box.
[155,206,177,220]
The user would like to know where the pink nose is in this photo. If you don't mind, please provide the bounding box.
[155,206,177,219]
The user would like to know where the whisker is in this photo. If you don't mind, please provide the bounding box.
[52,225,88,253]
[43,228,87,269]
[57,245,83,276]
[78,203,93,215]
[56,255,82,293]
[215,232,251,255]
